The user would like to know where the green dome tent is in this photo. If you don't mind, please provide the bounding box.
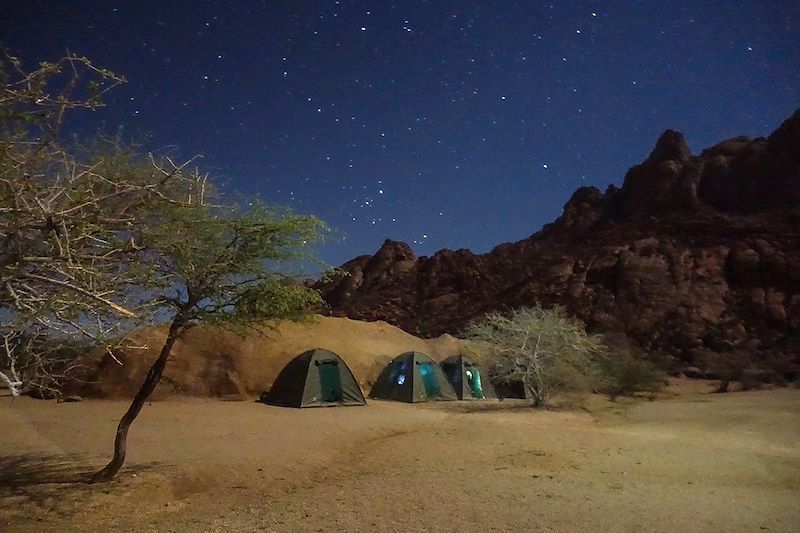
[264,349,366,408]
[369,351,457,403]
[440,354,496,400]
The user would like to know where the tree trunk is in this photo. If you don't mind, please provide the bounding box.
[526,384,544,408]
[91,317,184,482]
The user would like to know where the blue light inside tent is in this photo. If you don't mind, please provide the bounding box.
[396,362,408,385]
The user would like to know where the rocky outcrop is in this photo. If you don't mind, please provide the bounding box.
[316,111,800,376]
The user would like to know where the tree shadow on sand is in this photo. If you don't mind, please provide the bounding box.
[0,453,161,508]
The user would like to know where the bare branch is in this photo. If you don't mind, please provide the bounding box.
[19,274,136,317]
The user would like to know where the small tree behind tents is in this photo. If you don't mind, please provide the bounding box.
[465,306,605,407]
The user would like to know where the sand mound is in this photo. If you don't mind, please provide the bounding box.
[79,315,468,399]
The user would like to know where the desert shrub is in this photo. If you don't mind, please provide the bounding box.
[759,354,797,383]
[465,306,606,407]
[700,351,794,392]
[701,351,749,393]
[598,353,665,400]
[739,370,765,391]
[739,367,787,391]
[597,334,665,400]
[648,349,684,376]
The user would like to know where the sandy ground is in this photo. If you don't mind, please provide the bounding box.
[1,382,798,532]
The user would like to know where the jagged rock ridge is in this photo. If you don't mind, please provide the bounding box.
[316,111,800,375]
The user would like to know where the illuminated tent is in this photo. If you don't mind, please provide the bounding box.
[264,348,366,408]
[440,354,496,400]
[369,351,457,403]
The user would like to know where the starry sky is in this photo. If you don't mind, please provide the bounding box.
[4,1,799,266]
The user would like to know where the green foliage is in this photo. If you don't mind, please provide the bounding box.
[465,306,606,407]
[1,51,328,399]
[703,349,791,393]
[596,334,665,400]
[0,50,124,139]
[140,198,327,332]
[1,51,148,326]
[599,356,665,399]
[3,50,329,480]
[1,49,327,341]
[1,52,148,395]
[701,350,748,393]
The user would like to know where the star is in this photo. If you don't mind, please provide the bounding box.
[6,0,792,267]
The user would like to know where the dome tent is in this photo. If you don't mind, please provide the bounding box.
[440,354,496,400]
[369,351,457,403]
[264,348,366,408]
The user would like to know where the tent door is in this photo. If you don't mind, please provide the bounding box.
[317,361,343,403]
[418,362,441,397]
[466,368,484,399]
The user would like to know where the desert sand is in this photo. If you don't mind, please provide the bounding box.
[1,316,799,531]
[1,383,798,532]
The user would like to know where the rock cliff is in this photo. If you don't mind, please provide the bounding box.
[316,111,800,376]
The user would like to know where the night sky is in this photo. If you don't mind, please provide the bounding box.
[4,1,799,266]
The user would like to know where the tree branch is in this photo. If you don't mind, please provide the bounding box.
[19,274,135,317]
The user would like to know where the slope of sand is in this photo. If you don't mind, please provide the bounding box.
[81,315,467,398]
[1,383,798,532]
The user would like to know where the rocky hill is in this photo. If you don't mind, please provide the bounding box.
[316,110,800,376]
[76,315,466,399]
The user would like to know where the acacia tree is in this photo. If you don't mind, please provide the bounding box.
[91,198,326,481]
[465,306,606,407]
[0,51,205,397]
[0,52,329,479]
[2,51,131,396]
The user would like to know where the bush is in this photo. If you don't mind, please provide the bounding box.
[598,354,665,400]
[465,306,606,407]
[597,334,665,400]
[701,351,749,393]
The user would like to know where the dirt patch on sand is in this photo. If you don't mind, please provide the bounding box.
[1,382,798,532]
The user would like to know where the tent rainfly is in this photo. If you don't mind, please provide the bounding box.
[264,348,366,408]
[369,351,457,403]
[440,355,496,400]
